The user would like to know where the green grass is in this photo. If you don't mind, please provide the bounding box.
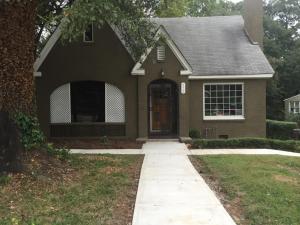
[0,154,143,225]
[191,155,300,225]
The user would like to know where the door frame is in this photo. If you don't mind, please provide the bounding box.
[148,79,179,138]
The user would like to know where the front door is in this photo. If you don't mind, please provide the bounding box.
[149,80,178,137]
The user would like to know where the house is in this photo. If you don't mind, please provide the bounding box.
[284,94,300,119]
[34,0,274,141]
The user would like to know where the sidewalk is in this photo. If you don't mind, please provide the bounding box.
[132,142,236,225]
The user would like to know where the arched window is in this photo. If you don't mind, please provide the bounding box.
[50,81,125,124]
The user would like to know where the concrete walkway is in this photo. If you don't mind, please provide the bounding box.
[191,149,300,157]
[132,142,236,225]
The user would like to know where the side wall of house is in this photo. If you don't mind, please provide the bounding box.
[36,25,137,138]
[189,79,267,138]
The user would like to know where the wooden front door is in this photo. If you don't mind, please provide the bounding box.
[149,81,178,137]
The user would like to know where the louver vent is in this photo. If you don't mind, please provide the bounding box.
[157,45,166,61]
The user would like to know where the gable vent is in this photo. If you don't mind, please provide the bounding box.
[157,45,166,61]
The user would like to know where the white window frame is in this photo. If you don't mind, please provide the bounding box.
[83,24,94,43]
[203,82,245,121]
[289,101,300,114]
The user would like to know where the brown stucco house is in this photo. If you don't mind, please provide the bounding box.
[34,0,274,141]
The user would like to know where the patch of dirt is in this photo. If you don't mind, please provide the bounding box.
[1,150,77,214]
[273,175,298,185]
[189,156,248,225]
[50,138,144,149]
[276,164,300,176]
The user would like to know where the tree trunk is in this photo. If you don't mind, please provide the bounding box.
[0,0,37,115]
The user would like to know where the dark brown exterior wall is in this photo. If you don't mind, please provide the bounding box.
[189,79,267,138]
[36,25,137,138]
[137,44,190,139]
[36,25,268,139]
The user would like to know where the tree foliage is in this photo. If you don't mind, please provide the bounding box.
[263,0,300,119]
[36,1,160,58]
[155,0,243,17]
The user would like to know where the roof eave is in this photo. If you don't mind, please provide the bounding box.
[188,74,274,80]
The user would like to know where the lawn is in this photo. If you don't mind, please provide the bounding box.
[0,153,143,225]
[190,155,300,225]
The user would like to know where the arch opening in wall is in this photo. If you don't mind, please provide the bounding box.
[50,81,125,124]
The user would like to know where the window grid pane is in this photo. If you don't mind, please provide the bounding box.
[204,84,243,117]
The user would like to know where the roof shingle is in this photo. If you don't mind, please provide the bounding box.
[152,16,274,76]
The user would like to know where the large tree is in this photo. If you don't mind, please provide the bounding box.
[263,0,300,119]
[1,0,159,116]
[0,1,37,115]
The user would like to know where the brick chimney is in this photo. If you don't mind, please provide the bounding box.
[243,0,263,48]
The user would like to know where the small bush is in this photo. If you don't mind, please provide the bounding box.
[14,112,45,150]
[287,114,300,126]
[0,175,11,186]
[189,129,201,139]
[14,112,70,160]
[99,136,109,144]
[46,143,70,161]
[266,119,298,140]
[192,138,300,153]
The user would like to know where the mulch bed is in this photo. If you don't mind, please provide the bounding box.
[50,138,144,149]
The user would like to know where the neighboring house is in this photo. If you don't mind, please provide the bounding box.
[284,94,300,119]
[34,0,274,141]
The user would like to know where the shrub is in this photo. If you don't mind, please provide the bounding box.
[99,136,109,144]
[14,112,70,160]
[14,112,45,150]
[46,143,70,161]
[192,138,300,153]
[287,114,300,126]
[266,119,298,140]
[189,129,201,139]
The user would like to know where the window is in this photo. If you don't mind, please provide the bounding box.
[83,24,93,42]
[50,81,125,124]
[289,101,300,114]
[204,83,244,120]
[157,45,166,61]
[71,81,105,122]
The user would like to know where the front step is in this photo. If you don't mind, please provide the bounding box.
[136,138,179,142]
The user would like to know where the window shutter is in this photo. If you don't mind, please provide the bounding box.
[50,83,71,123]
[105,83,125,123]
[157,45,166,61]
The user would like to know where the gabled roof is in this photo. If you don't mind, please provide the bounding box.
[35,16,274,78]
[131,26,192,76]
[284,94,300,101]
[151,16,274,77]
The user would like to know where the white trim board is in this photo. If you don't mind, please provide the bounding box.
[189,74,273,80]
[131,26,192,76]
[34,23,63,72]
[284,94,300,101]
